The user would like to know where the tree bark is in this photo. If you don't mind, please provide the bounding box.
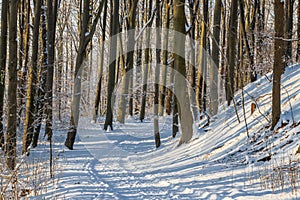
[196,0,208,113]
[272,0,285,130]
[173,0,193,145]
[45,0,58,140]
[6,0,19,170]
[22,0,42,154]
[117,0,138,123]
[0,0,8,150]
[140,0,154,122]
[93,0,108,122]
[159,0,171,116]
[104,0,120,130]
[66,0,106,149]
[210,0,221,116]
[32,1,48,147]
[284,0,293,65]
[154,0,161,148]
[225,1,238,105]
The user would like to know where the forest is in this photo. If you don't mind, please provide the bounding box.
[0,0,300,199]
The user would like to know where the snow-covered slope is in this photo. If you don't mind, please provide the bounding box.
[35,65,300,199]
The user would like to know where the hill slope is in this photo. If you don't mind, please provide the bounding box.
[35,65,300,199]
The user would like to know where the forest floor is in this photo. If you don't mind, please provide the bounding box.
[15,65,300,199]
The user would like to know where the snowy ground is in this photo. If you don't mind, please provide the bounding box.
[27,65,300,199]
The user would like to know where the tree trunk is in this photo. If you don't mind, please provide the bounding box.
[225,1,238,105]
[93,0,108,122]
[0,0,8,150]
[297,0,300,62]
[196,0,208,113]
[6,0,19,170]
[173,0,194,145]
[284,0,293,65]
[32,1,48,148]
[239,0,256,82]
[66,0,106,149]
[18,1,31,124]
[210,0,221,116]
[45,0,58,140]
[140,0,154,122]
[154,0,161,148]
[159,0,170,116]
[22,0,42,154]
[104,0,120,130]
[272,0,285,130]
[117,0,138,123]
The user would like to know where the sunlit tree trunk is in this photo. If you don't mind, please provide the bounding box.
[22,0,42,154]
[66,0,106,149]
[173,0,193,144]
[196,0,208,113]
[210,0,221,116]
[117,0,138,123]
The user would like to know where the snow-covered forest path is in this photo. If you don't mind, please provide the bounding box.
[38,65,300,199]
[39,116,297,200]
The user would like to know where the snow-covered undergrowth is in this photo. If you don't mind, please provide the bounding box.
[31,65,300,199]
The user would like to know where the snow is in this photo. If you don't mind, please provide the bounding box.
[24,65,300,199]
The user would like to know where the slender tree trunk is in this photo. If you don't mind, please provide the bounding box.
[6,0,19,170]
[188,0,199,120]
[104,0,120,130]
[196,0,208,113]
[165,57,174,115]
[117,0,138,123]
[93,0,108,122]
[0,0,8,150]
[18,1,30,124]
[173,0,193,145]
[239,0,256,82]
[272,0,285,130]
[66,0,106,149]
[225,1,238,105]
[32,1,48,147]
[297,0,300,62]
[159,0,170,116]
[210,0,221,116]
[22,0,42,154]
[284,0,293,65]
[140,0,154,122]
[154,0,161,148]
[45,0,58,140]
